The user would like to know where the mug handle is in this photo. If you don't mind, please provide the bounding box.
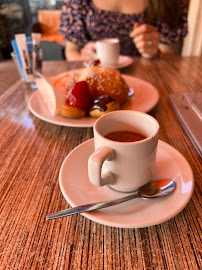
[88,43,97,59]
[88,146,116,186]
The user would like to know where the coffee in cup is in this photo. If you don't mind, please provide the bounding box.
[88,110,159,192]
[104,130,146,142]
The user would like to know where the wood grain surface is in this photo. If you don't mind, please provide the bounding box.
[0,56,201,270]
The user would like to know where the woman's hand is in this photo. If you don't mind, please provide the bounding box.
[130,23,159,59]
[80,41,96,61]
[65,41,96,61]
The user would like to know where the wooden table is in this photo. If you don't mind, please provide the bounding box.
[0,56,201,270]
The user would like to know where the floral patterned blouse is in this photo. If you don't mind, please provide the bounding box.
[59,0,188,56]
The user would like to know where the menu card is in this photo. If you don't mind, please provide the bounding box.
[169,92,202,158]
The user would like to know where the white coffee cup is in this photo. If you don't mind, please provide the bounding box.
[88,110,159,193]
[88,38,120,67]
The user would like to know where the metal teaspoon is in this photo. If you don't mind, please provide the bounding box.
[46,179,176,220]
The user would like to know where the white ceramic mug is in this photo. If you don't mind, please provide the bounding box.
[88,110,159,192]
[88,38,120,67]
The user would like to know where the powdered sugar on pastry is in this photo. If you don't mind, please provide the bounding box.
[74,66,129,105]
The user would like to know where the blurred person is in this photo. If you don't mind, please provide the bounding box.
[59,0,188,61]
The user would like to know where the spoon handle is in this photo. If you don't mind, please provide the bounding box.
[46,193,140,220]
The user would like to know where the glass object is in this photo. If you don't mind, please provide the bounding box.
[11,45,43,90]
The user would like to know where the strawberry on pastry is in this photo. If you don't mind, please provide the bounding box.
[66,81,92,109]
[60,81,93,118]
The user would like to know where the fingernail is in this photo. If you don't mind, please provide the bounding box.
[134,23,140,29]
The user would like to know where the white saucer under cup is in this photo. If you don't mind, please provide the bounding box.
[59,139,194,228]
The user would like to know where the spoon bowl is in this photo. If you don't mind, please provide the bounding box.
[139,179,176,199]
[46,179,176,220]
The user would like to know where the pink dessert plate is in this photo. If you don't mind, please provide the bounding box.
[29,71,159,128]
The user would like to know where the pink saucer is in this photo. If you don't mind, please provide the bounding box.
[59,139,194,228]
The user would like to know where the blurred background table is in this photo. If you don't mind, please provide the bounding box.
[0,56,201,269]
